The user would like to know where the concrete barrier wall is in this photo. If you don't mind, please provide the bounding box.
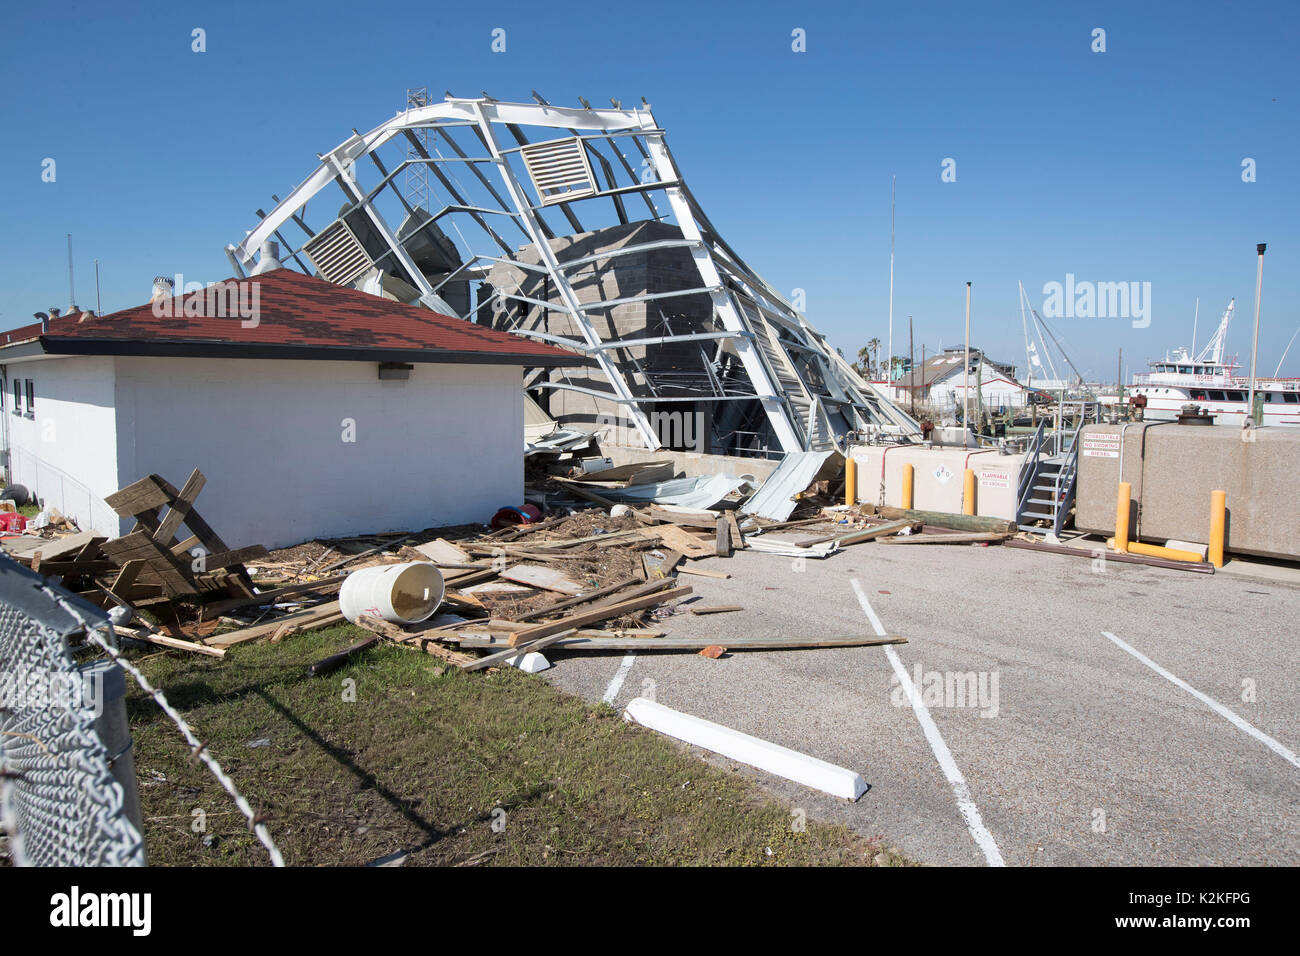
[1075,423,1300,561]
[850,446,1027,519]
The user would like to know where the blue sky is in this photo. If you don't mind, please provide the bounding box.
[2,0,1297,380]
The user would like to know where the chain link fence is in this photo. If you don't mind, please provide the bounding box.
[0,554,146,866]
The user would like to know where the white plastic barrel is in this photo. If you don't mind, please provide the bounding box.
[339,562,444,624]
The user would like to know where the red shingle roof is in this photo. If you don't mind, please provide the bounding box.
[1,269,580,367]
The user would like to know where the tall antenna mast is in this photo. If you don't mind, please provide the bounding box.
[66,233,76,312]
[94,259,102,315]
[887,175,895,384]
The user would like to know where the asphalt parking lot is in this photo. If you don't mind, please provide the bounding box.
[540,538,1300,866]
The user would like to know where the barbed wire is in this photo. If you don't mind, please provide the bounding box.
[46,587,286,867]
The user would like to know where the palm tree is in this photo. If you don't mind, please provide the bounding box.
[865,338,881,378]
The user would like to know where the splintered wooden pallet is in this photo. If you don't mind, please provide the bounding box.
[99,469,266,602]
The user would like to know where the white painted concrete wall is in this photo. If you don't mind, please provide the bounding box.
[113,357,523,548]
[3,356,121,534]
[851,446,1028,519]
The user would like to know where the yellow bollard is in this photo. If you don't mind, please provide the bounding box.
[1128,541,1205,563]
[963,468,976,516]
[845,457,857,506]
[1209,489,1226,568]
[901,462,914,510]
[1114,481,1131,552]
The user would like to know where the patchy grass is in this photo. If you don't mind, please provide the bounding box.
[127,625,906,866]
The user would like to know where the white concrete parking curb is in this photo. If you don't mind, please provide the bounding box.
[622,697,867,800]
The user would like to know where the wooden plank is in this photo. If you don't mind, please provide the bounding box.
[651,523,714,559]
[726,511,744,549]
[99,531,198,595]
[677,566,731,580]
[107,559,145,597]
[153,468,206,546]
[118,628,226,658]
[170,534,201,557]
[689,605,743,615]
[499,564,586,595]
[354,615,478,667]
[196,544,270,572]
[880,532,1010,545]
[715,516,733,558]
[455,633,908,652]
[647,506,718,529]
[204,600,342,648]
[507,585,691,646]
[104,475,171,516]
[551,477,618,509]
[461,631,574,671]
[414,538,472,564]
[153,475,232,556]
[15,530,104,563]
[510,575,641,622]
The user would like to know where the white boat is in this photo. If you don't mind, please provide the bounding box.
[1130,299,1300,426]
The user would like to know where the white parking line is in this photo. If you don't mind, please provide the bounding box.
[851,578,1006,867]
[602,653,638,705]
[1102,631,1300,770]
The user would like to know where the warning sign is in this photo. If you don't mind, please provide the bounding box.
[980,470,1011,489]
[1082,433,1121,458]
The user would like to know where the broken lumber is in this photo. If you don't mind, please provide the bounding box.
[876,507,1016,535]
[117,628,226,658]
[507,585,692,646]
[205,601,343,648]
[510,575,641,622]
[797,519,918,547]
[690,605,742,615]
[651,523,714,559]
[354,614,478,666]
[462,631,574,671]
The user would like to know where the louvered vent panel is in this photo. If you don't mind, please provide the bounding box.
[519,137,597,205]
[302,219,374,286]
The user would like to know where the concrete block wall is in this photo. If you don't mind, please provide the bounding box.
[1075,423,1300,561]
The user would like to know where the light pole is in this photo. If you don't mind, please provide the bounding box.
[963,282,972,435]
[1246,243,1266,427]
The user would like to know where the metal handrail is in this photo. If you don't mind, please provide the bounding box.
[1016,418,1048,518]
[1051,419,1084,537]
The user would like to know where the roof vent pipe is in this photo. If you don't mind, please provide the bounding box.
[34,311,49,332]
[151,276,175,301]
[251,240,282,276]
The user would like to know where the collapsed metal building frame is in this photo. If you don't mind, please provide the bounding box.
[230,94,921,456]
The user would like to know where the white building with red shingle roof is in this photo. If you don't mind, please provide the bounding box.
[0,270,579,546]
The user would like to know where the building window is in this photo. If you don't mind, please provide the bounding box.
[24,379,34,419]
[11,379,20,416]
